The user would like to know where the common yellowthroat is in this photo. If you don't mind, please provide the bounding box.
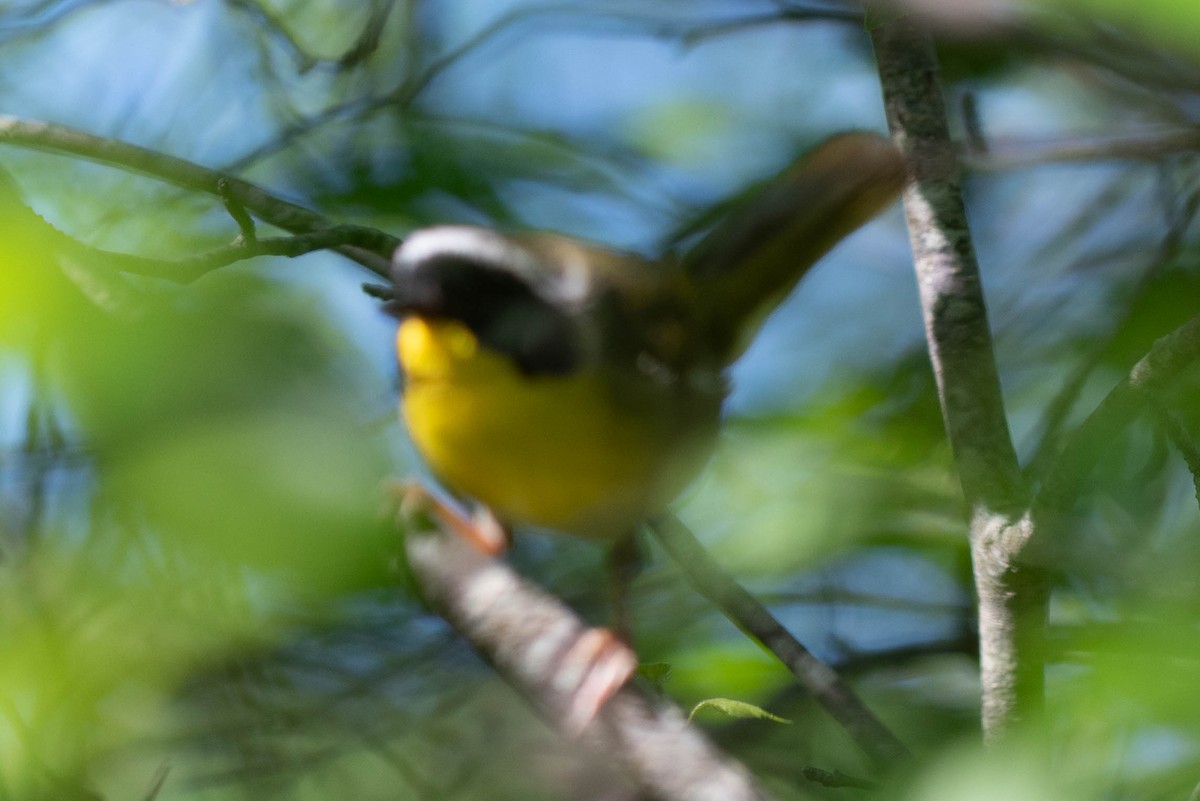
[390,133,905,548]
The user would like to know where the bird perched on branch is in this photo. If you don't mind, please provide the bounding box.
[387,132,904,725]
[389,132,904,554]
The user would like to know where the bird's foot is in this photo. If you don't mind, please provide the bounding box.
[389,480,510,556]
[559,626,639,736]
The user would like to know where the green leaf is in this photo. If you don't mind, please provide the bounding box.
[687,698,791,724]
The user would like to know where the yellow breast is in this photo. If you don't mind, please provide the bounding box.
[398,317,718,539]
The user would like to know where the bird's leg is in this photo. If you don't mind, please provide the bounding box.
[466,504,511,555]
[391,481,510,555]
[607,533,645,645]
[394,481,636,732]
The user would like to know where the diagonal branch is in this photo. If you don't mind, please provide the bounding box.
[223,4,863,173]
[1157,407,1200,509]
[1036,314,1200,513]
[77,227,396,283]
[651,515,911,768]
[961,128,1200,171]
[403,516,779,801]
[0,116,398,278]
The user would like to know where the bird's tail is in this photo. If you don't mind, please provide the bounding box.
[681,132,906,366]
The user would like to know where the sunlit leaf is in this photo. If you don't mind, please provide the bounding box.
[688,697,791,724]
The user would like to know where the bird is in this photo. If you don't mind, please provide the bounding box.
[388,132,904,557]
[387,132,904,726]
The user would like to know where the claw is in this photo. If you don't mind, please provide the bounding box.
[390,480,510,555]
[559,627,638,736]
[468,504,510,556]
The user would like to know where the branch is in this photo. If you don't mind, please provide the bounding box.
[403,518,779,801]
[870,15,1046,742]
[870,25,1023,511]
[139,761,170,801]
[217,177,258,242]
[224,0,321,73]
[961,128,1200,171]
[337,0,399,69]
[1022,161,1197,477]
[398,4,864,104]
[801,766,875,790]
[222,4,862,173]
[0,116,397,278]
[650,515,911,768]
[84,227,398,283]
[1036,314,1200,513]
[0,0,96,45]
[1157,408,1200,510]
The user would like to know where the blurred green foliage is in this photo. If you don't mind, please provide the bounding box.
[1,1,1200,800]
[1029,0,1200,57]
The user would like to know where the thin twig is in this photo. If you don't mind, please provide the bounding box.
[0,116,397,277]
[801,766,875,790]
[86,227,397,283]
[337,0,398,69]
[1036,314,1200,513]
[1023,157,1200,479]
[755,587,968,615]
[217,177,257,243]
[962,129,1200,171]
[650,515,911,768]
[395,4,863,105]
[140,761,171,801]
[0,0,96,44]
[1156,407,1200,510]
[222,4,861,174]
